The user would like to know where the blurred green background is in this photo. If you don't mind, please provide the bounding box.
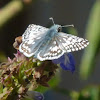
[0,0,100,100]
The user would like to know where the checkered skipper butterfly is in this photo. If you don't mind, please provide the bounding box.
[19,18,89,61]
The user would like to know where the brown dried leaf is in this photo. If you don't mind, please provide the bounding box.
[13,36,22,50]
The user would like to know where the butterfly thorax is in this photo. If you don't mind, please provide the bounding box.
[45,24,61,38]
[42,24,61,44]
[34,24,61,55]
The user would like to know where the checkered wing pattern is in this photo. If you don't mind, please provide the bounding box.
[56,32,89,52]
[19,24,49,57]
[36,32,89,61]
[22,24,48,41]
[19,24,89,61]
[37,37,65,61]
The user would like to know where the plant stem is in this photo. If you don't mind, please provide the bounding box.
[0,0,25,28]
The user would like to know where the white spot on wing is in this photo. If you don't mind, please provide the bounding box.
[53,41,56,44]
[67,49,71,52]
[37,37,41,39]
[52,46,58,51]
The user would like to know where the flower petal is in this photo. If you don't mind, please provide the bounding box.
[33,91,44,100]
[52,54,65,64]
[52,53,75,72]
[60,62,75,72]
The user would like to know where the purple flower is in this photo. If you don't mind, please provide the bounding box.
[33,91,44,100]
[52,53,75,73]
[14,50,27,61]
[27,91,44,100]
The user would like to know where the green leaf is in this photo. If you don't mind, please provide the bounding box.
[0,83,3,93]
[35,72,60,93]
[79,0,100,79]
[71,85,100,100]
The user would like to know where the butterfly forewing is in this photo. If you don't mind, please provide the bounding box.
[19,24,48,57]
[22,24,48,41]
[56,32,89,52]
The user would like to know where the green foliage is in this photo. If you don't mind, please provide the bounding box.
[70,85,100,100]
[0,51,59,100]
[35,72,60,93]
[0,51,7,62]
[79,0,100,79]
[0,0,34,28]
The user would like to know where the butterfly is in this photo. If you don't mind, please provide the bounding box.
[19,18,89,61]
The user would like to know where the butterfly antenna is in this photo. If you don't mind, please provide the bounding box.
[49,17,55,25]
[62,24,74,27]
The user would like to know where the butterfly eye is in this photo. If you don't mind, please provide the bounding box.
[58,27,62,32]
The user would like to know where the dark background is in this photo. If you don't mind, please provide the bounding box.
[0,0,100,100]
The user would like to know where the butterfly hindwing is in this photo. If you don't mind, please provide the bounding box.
[19,39,43,57]
[37,37,64,61]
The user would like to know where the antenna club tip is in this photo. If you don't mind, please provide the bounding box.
[49,17,53,20]
[49,17,55,25]
[61,24,74,27]
[71,24,74,27]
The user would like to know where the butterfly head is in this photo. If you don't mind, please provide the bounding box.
[52,24,62,32]
[51,24,74,33]
[49,17,74,33]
